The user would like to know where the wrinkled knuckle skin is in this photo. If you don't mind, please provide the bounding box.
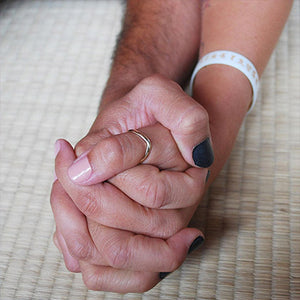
[179,105,209,135]
[101,137,124,168]
[105,241,130,269]
[140,74,182,92]
[146,214,172,238]
[67,234,93,261]
[140,74,166,87]
[196,106,209,125]
[144,180,165,209]
[158,213,186,239]
[79,192,99,218]
[82,270,102,291]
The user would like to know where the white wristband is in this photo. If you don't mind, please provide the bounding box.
[190,50,260,113]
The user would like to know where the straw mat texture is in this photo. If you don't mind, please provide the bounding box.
[0,1,299,299]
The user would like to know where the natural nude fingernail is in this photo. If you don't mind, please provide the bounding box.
[68,155,92,183]
[192,138,214,168]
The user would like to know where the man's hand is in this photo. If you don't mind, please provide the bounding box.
[50,76,212,292]
[51,138,205,293]
[74,75,214,170]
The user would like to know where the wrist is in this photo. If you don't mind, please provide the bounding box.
[192,64,253,120]
[192,64,253,184]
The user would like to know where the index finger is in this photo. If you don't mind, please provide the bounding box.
[76,75,214,175]
[68,123,188,185]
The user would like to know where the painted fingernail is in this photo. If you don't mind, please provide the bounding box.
[159,272,170,280]
[68,154,92,183]
[188,236,204,254]
[159,236,204,280]
[192,138,214,168]
[205,170,211,183]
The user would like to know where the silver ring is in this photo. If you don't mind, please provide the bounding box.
[129,129,152,163]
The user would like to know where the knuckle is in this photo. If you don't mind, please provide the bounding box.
[74,132,104,158]
[66,234,93,261]
[82,269,101,291]
[104,240,130,269]
[140,74,182,92]
[144,179,165,209]
[178,105,209,134]
[146,213,171,238]
[99,137,124,168]
[79,192,99,217]
[155,212,186,239]
[140,74,166,87]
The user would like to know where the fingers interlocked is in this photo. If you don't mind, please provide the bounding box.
[51,76,214,292]
[54,137,206,237]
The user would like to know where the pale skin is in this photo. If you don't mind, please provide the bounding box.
[51,0,293,293]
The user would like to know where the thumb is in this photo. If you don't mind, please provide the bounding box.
[159,227,204,279]
[122,75,215,168]
[74,130,111,158]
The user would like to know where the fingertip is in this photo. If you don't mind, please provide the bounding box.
[57,233,81,273]
[192,137,214,168]
[159,272,171,280]
[54,139,70,158]
[188,235,205,254]
[54,139,62,157]
[54,139,77,179]
[169,228,205,256]
[55,138,74,151]
[53,232,62,253]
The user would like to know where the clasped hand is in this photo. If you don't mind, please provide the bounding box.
[50,75,214,293]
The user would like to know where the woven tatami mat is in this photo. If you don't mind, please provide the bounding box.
[0,1,299,299]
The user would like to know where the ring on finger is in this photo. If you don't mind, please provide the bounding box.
[128,129,152,163]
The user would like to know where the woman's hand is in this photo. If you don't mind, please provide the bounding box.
[51,138,205,292]
[50,75,213,292]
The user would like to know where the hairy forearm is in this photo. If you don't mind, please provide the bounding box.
[101,0,201,106]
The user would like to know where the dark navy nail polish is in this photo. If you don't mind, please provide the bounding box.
[188,236,204,254]
[159,272,170,280]
[205,170,211,183]
[159,237,204,280]
[192,138,214,168]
